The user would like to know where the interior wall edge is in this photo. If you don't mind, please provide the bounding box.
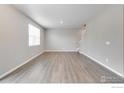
[45,50,78,52]
[0,51,45,80]
[79,51,124,78]
[11,5,46,30]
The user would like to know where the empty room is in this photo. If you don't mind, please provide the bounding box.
[0,4,123,83]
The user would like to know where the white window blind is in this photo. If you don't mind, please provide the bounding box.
[28,24,40,46]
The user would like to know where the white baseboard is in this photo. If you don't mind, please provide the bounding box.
[1,50,123,79]
[0,51,45,80]
[45,50,77,52]
[79,51,124,78]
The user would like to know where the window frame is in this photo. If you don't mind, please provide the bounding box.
[28,24,40,47]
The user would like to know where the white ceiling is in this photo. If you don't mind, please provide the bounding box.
[14,4,109,30]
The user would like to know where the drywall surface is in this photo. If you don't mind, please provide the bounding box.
[0,5,45,76]
[45,29,80,51]
[79,5,123,76]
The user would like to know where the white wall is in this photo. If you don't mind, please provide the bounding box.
[79,5,123,76]
[45,29,80,51]
[0,5,45,77]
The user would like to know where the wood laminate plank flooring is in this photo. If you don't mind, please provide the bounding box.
[0,52,123,83]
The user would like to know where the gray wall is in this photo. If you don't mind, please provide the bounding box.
[45,29,80,51]
[79,5,123,76]
[0,5,45,76]
[0,5,123,78]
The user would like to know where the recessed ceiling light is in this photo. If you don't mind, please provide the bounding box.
[105,41,111,45]
[60,20,64,24]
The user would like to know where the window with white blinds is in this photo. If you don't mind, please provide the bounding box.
[28,24,40,46]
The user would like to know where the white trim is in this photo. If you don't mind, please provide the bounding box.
[79,51,124,78]
[0,51,45,80]
[45,50,78,52]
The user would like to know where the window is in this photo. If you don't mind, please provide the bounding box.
[28,24,40,46]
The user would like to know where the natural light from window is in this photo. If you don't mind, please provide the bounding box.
[28,24,40,46]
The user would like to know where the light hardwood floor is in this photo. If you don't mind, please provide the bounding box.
[0,52,123,83]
